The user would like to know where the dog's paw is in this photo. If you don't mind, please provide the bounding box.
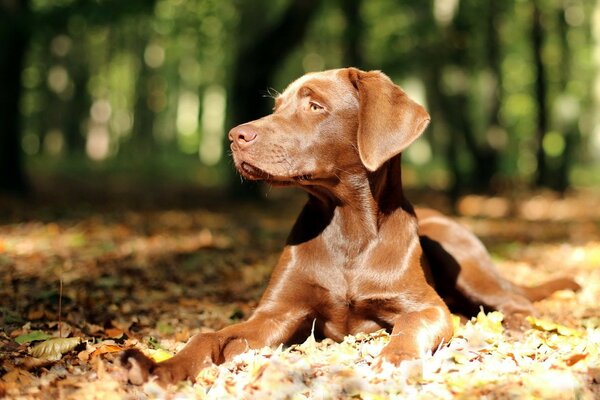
[373,349,424,381]
[120,349,157,385]
[375,352,412,367]
[121,348,209,386]
[373,347,418,371]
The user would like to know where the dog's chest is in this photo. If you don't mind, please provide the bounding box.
[303,259,408,339]
[312,284,400,339]
[291,217,420,339]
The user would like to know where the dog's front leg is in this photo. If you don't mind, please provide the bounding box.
[122,306,308,385]
[377,301,453,366]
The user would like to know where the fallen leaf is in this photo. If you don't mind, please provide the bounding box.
[526,316,581,336]
[475,310,504,335]
[564,353,587,366]
[15,331,51,345]
[21,357,53,370]
[104,328,125,338]
[89,343,124,360]
[148,348,173,363]
[451,314,462,332]
[27,310,44,320]
[1,369,35,389]
[29,337,81,361]
[77,347,93,363]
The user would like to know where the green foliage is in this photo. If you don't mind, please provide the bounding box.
[8,0,600,193]
[15,331,52,345]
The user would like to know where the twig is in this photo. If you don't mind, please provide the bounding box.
[58,278,63,338]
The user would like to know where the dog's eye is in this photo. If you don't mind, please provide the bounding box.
[309,102,324,112]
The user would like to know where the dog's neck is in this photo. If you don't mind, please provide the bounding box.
[366,155,413,217]
[288,155,415,247]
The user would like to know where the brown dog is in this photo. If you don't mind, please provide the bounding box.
[122,68,579,385]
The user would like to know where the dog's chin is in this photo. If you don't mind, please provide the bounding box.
[238,162,273,181]
[237,162,312,186]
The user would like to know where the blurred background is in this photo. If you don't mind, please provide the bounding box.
[3,2,600,396]
[1,0,599,204]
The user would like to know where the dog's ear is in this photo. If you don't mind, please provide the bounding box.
[348,68,430,172]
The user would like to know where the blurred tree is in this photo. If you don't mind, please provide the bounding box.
[0,0,30,194]
[228,0,322,194]
[340,0,364,68]
[532,0,550,189]
[485,0,503,131]
[64,39,90,154]
[419,0,504,198]
[2,0,597,197]
[448,1,503,194]
[0,0,157,194]
[131,34,156,156]
[553,2,577,193]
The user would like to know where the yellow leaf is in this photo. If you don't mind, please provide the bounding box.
[148,348,173,363]
[475,310,504,334]
[526,316,581,337]
[451,314,462,332]
[451,351,471,365]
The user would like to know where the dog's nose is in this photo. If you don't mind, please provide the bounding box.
[228,125,257,147]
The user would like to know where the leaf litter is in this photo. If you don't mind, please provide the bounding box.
[1,189,599,399]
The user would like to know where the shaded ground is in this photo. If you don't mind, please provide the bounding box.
[1,184,599,398]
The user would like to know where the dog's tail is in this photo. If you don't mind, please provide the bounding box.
[517,277,581,302]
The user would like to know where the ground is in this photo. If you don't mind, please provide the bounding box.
[1,185,599,399]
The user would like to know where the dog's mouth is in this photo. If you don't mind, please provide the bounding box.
[240,162,271,180]
[239,162,313,185]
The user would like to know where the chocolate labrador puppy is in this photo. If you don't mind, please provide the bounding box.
[122,68,579,385]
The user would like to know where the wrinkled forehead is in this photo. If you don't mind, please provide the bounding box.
[275,69,357,107]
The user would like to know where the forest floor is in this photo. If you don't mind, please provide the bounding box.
[1,183,599,399]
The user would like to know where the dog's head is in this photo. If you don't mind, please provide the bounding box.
[228,68,430,187]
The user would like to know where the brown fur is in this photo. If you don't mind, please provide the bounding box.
[122,68,579,385]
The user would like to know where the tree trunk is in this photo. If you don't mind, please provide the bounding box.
[532,1,549,187]
[452,1,499,193]
[554,4,575,193]
[486,0,503,129]
[65,51,90,154]
[0,0,30,195]
[228,0,321,196]
[340,0,363,68]
[426,1,502,196]
[230,0,321,127]
[422,35,463,204]
[131,37,156,156]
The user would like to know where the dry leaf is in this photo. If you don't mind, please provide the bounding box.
[2,194,600,398]
[90,343,124,360]
[564,353,587,366]
[104,328,125,338]
[29,337,81,361]
[1,369,35,385]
